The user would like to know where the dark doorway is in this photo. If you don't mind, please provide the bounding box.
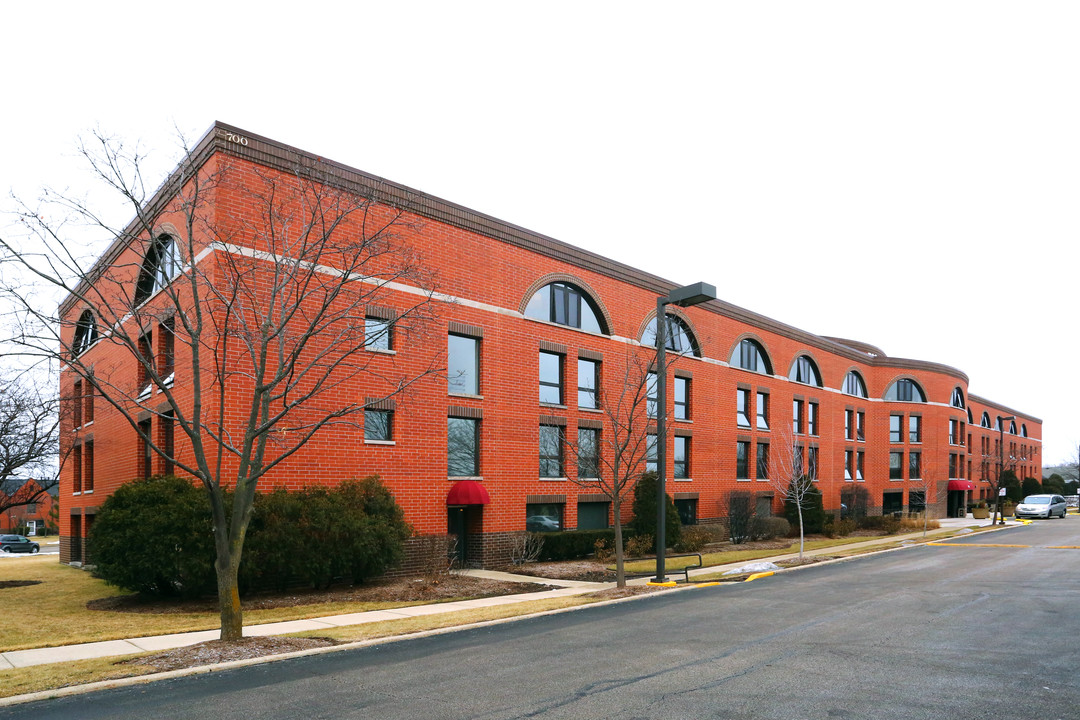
[947,490,965,518]
[447,506,484,567]
[448,507,467,567]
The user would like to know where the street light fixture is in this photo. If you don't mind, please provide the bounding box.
[652,282,716,585]
[996,415,1016,526]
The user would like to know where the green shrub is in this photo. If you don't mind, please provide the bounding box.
[784,479,827,535]
[536,529,615,561]
[834,517,856,537]
[674,526,712,552]
[91,475,411,597]
[625,534,654,558]
[89,476,217,598]
[630,472,681,551]
[750,516,791,540]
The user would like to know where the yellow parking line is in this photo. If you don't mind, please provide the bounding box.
[1046,546,1080,550]
[928,542,1030,548]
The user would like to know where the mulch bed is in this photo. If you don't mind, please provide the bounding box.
[87,576,555,614]
[0,580,41,590]
[121,636,340,672]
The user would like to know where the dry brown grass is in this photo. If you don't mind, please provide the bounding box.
[0,558,548,652]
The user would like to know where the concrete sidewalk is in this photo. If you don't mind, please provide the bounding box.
[0,573,608,671]
[0,514,1025,671]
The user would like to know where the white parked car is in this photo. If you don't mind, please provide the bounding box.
[1015,494,1068,520]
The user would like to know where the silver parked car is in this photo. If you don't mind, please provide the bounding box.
[1015,494,1068,520]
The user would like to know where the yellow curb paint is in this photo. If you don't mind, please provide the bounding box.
[646,581,678,587]
[746,571,774,582]
[695,582,721,587]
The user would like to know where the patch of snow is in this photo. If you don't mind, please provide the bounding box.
[723,561,781,576]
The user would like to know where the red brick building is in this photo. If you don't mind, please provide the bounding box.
[59,122,1042,567]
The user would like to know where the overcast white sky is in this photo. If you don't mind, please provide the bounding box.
[1,2,1076,465]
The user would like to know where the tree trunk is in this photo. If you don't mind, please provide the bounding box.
[613,498,626,588]
[216,554,243,641]
[798,507,805,560]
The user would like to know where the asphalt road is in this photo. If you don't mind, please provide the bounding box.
[9,519,1080,719]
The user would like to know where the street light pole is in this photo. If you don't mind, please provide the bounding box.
[652,282,716,585]
[997,415,1015,526]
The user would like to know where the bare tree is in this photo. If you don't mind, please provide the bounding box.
[0,129,441,640]
[980,430,1019,525]
[769,424,819,560]
[0,372,60,518]
[558,351,669,588]
[906,452,947,537]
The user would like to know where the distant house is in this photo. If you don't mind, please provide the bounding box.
[1,479,57,535]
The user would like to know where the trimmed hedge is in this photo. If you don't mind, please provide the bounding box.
[535,528,616,561]
[90,476,411,597]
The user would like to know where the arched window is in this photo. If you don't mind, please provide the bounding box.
[967,408,973,424]
[1021,424,1028,437]
[135,235,182,305]
[995,416,1003,431]
[730,338,772,375]
[950,387,965,409]
[641,314,700,356]
[884,378,926,403]
[1009,420,1017,435]
[981,412,991,428]
[788,355,822,387]
[842,371,868,398]
[524,282,606,334]
[72,309,98,356]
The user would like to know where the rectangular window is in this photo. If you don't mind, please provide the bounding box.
[138,419,152,479]
[577,501,609,530]
[525,503,563,532]
[448,335,479,395]
[793,444,804,477]
[673,436,689,479]
[756,442,769,479]
[736,388,751,428]
[647,372,658,418]
[73,444,82,493]
[539,425,564,477]
[949,452,958,479]
[857,451,865,481]
[577,358,599,409]
[793,399,804,434]
[160,317,175,381]
[808,446,818,480]
[448,417,479,476]
[674,498,697,526]
[845,450,853,481]
[736,441,750,479]
[161,412,174,476]
[890,414,903,444]
[909,451,921,479]
[138,331,153,397]
[365,409,393,442]
[948,419,958,445]
[756,392,769,430]
[808,402,819,436]
[646,433,657,473]
[83,380,95,424]
[845,409,853,440]
[83,440,94,491]
[674,376,690,420]
[539,351,563,405]
[577,428,600,479]
[910,416,922,443]
[365,316,391,351]
[909,490,926,514]
[72,380,84,428]
[890,451,903,479]
[856,411,864,441]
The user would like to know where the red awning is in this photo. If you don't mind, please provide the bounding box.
[447,480,490,505]
[948,480,976,491]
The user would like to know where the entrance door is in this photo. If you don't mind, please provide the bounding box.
[448,507,467,566]
[947,490,965,518]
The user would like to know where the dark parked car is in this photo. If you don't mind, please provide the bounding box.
[1015,494,1068,520]
[0,534,40,553]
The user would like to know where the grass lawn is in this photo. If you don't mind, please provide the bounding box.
[616,535,889,575]
[0,558,519,652]
[0,592,614,699]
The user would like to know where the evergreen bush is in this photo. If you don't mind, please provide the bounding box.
[630,471,682,551]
